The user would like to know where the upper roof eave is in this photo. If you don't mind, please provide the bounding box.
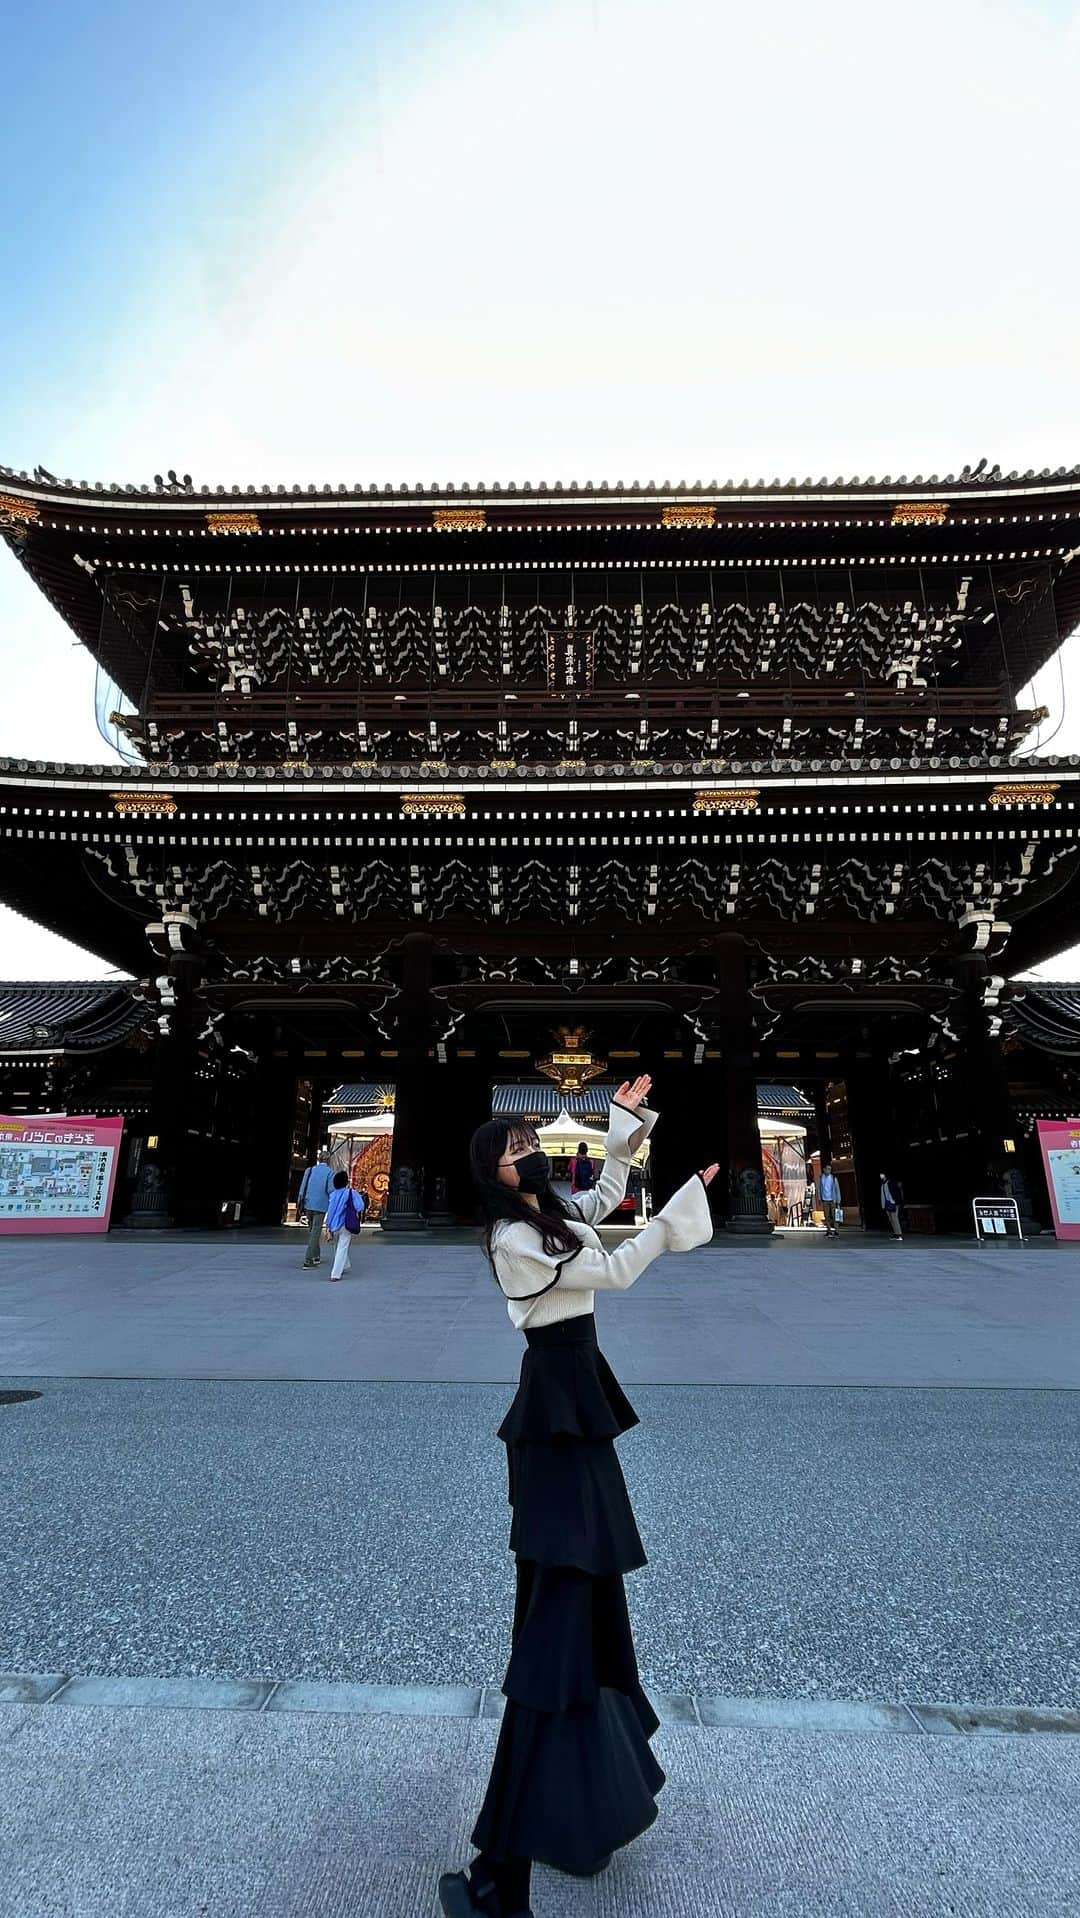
[2,754,1079,795]
[5,463,1080,520]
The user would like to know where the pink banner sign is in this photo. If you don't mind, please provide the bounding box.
[0,1115,125,1235]
[1035,1118,1080,1242]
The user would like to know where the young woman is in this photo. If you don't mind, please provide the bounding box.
[322,1169,354,1281]
[439,1073,718,1918]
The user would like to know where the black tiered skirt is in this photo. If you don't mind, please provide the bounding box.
[470,1314,666,1875]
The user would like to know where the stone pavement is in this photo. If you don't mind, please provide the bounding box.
[2,1228,1078,1384]
[2,1692,1078,1916]
[2,1230,1079,1914]
[3,1376,1078,1703]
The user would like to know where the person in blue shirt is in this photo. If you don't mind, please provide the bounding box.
[818,1162,841,1238]
[323,1169,364,1281]
[298,1150,334,1268]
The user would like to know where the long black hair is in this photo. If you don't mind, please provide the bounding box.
[470,1117,582,1274]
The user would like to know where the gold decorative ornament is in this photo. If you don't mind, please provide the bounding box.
[661,503,716,528]
[488,758,517,772]
[433,507,486,531]
[0,493,41,524]
[111,792,178,817]
[987,781,1059,808]
[891,502,948,526]
[401,792,466,816]
[0,493,41,542]
[536,1025,608,1094]
[206,511,261,534]
[693,787,760,813]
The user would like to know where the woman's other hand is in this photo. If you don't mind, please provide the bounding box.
[699,1163,720,1187]
[616,1073,653,1112]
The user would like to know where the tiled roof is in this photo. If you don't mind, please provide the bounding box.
[1005,985,1080,1057]
[756,1084,816,1115]
[323,1083,396,1114]
[493,1084,619,1123]
[4,462,1080,503]
[0,981,143,1054]
[4,752,1080,788]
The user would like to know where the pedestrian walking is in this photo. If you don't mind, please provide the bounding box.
[322,1170,364,1280]
[880,1171,904,1240]
[568,1141,595,1195]
[439,1073,718,1918]
[298,1149,334,1268]
[818,1161,840,1237]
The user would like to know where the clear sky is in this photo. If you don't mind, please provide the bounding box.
[2,0,1080,980]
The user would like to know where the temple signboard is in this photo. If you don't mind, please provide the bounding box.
[0,1115,124,1235]
[1035,1119,1080,1241]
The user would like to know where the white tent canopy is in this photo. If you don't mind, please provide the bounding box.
[328,1112,395,1139]
[757,1117,807,1141]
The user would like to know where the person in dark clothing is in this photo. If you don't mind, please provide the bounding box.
[880,1171,904,1240]
[568,1142,595,1194]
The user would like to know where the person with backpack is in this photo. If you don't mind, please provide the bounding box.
[569,1142,595,1196]
[322,1170,365,1280]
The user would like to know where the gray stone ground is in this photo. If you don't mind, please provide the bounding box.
[2,1227,1079,1385]
[2,1375,1078,1703]
[2,1703,1079,1917]
[2,1230,1079,1914]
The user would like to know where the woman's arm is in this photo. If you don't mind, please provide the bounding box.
[495,1172,714,1297]
[570,1099,658,1228]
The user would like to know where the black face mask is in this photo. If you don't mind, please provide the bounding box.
[513,1151,550,1194]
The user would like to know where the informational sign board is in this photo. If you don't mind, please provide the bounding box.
[0,1115,124,1235]
[972,1196,1023,1242]
[1035,1118,1080,1242]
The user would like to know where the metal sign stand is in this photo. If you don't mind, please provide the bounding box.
[972,1196,1024,1244]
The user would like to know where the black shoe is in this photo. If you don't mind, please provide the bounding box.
[559,1852,612,1877]
[438,1868,534,1918]
[438,1871,507,1918]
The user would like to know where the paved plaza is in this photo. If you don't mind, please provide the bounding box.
[2,1231,1079,1914]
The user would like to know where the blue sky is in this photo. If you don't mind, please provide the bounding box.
[3,0,1080,978]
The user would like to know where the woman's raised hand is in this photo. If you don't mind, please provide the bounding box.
[699,1163,720,1187]
[616,1073,653,1112]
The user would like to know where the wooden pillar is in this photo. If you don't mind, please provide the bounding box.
[812,1082,832,1165]
[125,975,194,1227]
[954,958,1034,1223]
[845,1056,902,1232]
[714,935,772,1236]
[383,933,435,1231]
[428,1053,493,1224]
[645,1055,698,1211]
[245,1052,297,1226]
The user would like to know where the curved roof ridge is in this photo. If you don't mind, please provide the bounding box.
[4,461,1080,504]
[0,978,135,989]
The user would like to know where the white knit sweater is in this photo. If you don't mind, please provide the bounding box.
[492,1100,714,1331]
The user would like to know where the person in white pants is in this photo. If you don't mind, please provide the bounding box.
[323,1171,354,1281]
